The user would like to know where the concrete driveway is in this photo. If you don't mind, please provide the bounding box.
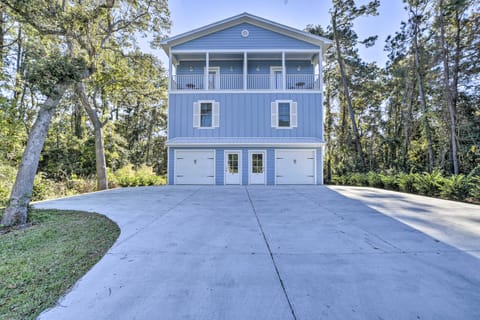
[35,186,480,320]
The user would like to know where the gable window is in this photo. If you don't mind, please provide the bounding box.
[271,100,297,129]
[193,100,219,128]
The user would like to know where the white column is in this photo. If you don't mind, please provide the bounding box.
[318,48,323,92]
[205,52,209,90]
[282,51,286,90]
[243,52,247,90]
[168,51,172,91]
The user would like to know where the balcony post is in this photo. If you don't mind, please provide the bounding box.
[318,48,323,91]
[282,51,286,90]
[168,51,172,91]
[243,52,247,90]
[205,52,209,90]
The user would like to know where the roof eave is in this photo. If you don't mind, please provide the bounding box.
[160,12,332,55]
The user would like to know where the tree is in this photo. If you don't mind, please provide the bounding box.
[330,0,380,172]
[1,0,170,226]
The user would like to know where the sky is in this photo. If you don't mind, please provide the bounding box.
[147,0,408,68]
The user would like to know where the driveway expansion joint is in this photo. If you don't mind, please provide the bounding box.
[245,187,297,320]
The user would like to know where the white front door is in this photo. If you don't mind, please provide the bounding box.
[249,151,266,184]
[225,151,241,185]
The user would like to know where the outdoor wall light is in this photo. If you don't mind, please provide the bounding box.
[256,65,261,71]
[230,66,234,72]
[189,65,194,72]
[297,65,302,71]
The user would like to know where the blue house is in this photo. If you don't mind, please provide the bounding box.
[161,13,331,185]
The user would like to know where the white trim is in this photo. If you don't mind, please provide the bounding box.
[270,66,283,90]
[170,90,321,94]
[224,150,242,185]
[167,142,325,148]
[204,66,220,90]
[274,149,316,185]
[161,13,332,55]
[243,52,247,90]
[194,100,218,129]
[248,150,267,185]
[167,146,170,184]
[171,49,323,54]
[274,99,296,129]
[174,149,216,185]
[175,57,317,62]
[205,52,209,90]
[281,51,286,90]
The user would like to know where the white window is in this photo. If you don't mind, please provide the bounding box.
[271,100,297,129]
[193,100,219,128]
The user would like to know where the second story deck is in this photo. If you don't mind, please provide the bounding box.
[169,50,322,92]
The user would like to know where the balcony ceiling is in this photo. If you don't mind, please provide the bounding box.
[173,51,316,63]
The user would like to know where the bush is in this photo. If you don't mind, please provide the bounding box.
[0,165,17,207]
[468,176,480,203]
[380,174,399,191]
[367,171,383,188]
[439,174,470,201]
[397,172,418,193]
[109,165,166,188]
[32,173,58,201]
[349,173,369,186]
[414,170,444,196]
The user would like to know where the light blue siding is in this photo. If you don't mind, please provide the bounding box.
[168,93,323,139]
[215,149,224,185]
[242,148,248,185]
[173,23,319,51]
[266,148,275,185]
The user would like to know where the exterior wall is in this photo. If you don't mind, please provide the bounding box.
[173,23,319,51]
[168,93,323,139]
[168,147,323,185]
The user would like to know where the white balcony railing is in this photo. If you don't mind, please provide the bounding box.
[171,74,320,91]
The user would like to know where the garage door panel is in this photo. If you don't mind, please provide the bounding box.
[175,150,215,184]
[276,150,315,185]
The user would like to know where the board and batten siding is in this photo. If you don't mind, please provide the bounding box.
[168,93,323,139]
[172,23,319,51]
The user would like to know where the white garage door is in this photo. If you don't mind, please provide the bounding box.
[175,150,215,184]
[276,150,315,184]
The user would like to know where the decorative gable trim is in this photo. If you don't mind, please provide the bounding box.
[161,13,332,55]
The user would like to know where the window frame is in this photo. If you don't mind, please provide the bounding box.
[193,100,219,129]
[271,100,297,129]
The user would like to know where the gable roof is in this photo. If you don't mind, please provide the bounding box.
[161,12,332,55]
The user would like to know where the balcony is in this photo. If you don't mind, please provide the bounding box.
[168,51,322,92]
[171,73,320,91]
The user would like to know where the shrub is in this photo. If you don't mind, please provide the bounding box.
[32,173,59,201]
[414,170,444,196]
[380,174,399,191]
[439,174,470,201]
[110,165,166,188]
[468,176,480,203]
[349,173,368,186]
[397,172,418,193]
[366,171,383,188]
[0,165,17,207]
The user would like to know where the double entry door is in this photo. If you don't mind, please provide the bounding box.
[224,151,266,185]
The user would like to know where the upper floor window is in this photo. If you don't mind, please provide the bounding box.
[193,100,219,128]
[271,100,297,129]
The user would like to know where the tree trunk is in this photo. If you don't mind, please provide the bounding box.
[413,20,435,172]
[438,0,459,174]
[75,81,108,190]
[324,81,333,182]
[403,74,414,172]
[1,82,68,226]
[332,11,366,172]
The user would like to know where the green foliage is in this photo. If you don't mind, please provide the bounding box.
[331,169,479,203]
[0,165,17,207]
[439,175,470,201]
[414,170,444,196]
[109,165,166,188]
[0,209,119,320]
[397,173,418,193]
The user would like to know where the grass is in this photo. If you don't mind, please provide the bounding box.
[0,209,120,320]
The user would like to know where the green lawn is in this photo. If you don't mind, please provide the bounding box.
[0,209,120,320]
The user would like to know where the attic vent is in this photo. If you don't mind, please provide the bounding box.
[241,29,249,37]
